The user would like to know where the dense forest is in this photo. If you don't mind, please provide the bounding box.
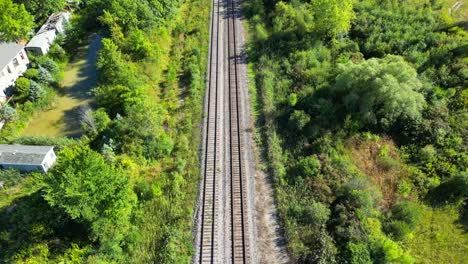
[244,0,467,263]
[0,0,209,262]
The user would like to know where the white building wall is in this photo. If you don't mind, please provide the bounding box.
[0,49,30,101]
[41,149,57,172]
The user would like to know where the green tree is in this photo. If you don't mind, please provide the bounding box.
[82,108,111,137]
[0,0,34,41]
[332,55,426,129]
[310,0,354,37]
[15,0,66,22]
[43,145,136,258]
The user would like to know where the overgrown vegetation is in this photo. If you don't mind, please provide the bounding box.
[0,0,209,262]
[244,0,467,262]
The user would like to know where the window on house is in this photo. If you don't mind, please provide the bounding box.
[13,58,19,67]
[0,70,4,78]
[7,66,12,74]
[20,51,25,60]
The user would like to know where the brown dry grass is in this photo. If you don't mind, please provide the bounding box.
[347,136,407,209]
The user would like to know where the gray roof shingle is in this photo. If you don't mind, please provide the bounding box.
[0,42,24,70]
[0,145,53,165]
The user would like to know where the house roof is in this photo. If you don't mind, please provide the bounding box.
[0,42,24,70]
[38,12,70,35]
[26,30,56,49]
[0,144,54,165]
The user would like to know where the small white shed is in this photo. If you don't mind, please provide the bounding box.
[25,30,57,56]
[0,145,57,173]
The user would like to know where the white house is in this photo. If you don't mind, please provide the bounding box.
[26,12,71,56]
[0,145,57,173]
[0,42,30,101]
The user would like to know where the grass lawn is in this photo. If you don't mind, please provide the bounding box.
[0,174,40,209]
[403,204,468,264]
[441,0,468,23]
[22,34,101,138]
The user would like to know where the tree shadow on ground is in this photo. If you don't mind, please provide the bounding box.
[0,191,89,262]
[59,34,102,137]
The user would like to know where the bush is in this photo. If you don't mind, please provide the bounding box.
[29,80,46,101]
[347,242,372,264]
[0,104,17,121]
[289,110,311,131]
[296,155,321,177]
[304,201,331,225]
[0,169,22,188]
[23,68,39,80]
[48,44,67,62]
[332,55,426,129]
[37,66,55,85]
[386,220,411,240]
[391,202,422,229]
[430,172,468,204]
[14,77,30,101]
[36,57,60,76]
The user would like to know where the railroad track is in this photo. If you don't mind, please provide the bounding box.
[199,0,220,260]
[197,0,250,261]
[226,0,249,261]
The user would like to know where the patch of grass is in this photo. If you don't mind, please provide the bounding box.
[403,204,468,263]
[347,135,408,208]
[442,0,468,23]
[0,173,42,209]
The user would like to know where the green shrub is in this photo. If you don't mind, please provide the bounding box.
[0,104,17,121]
[397,180,412,198]
[296,155,321,177]
[36,57,60,76]
[29,80,46,101]
[37,66,54,84]
[430,172,468,203]
[23,68,39,79]
[14,77,30,101]
[48,44,67,62]
[305,201,331,225]
[391,202,422,229]
[347,242,372,264]
[0,169,22,188]
[289,110,311,131]
[386,220,412,240]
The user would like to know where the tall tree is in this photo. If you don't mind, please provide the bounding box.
[0,0,34,41]
[43,145,136,258]
[332,55,426,129]
[310,0,354,37]
[15,0,66,22]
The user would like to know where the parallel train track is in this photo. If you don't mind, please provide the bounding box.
[198,0,250,261]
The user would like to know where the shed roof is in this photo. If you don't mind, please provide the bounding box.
[0,145,54,165]
[38,12,70,35]
[26,30,56,49]
[0,42,24,70]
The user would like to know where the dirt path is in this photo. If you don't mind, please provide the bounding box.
[22,34,102,138]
